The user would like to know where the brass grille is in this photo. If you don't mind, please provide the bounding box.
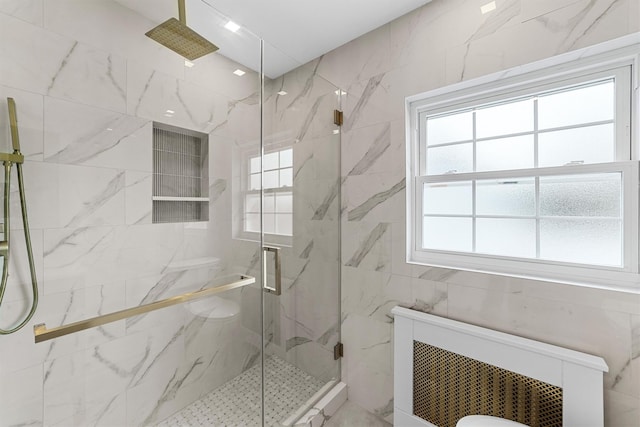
[413,341,562,427]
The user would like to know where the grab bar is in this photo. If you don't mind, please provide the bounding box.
[33,274,255,343]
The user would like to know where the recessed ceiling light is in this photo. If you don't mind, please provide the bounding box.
[334,90,347,96]
[277,91,288,96]
[166,109,175,114]
[184,60,195,68]
[480,1,496,14]
[106,128,113,131]
[224,21,241,33]
[233,69,246,76]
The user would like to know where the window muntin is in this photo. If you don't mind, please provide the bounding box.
[245,148,293,237]
[408,59,637,289]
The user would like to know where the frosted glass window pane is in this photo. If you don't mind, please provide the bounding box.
[245,194,260,213]
[423,217,472,252]
[276,214,292,236]
[476,98,533,138]
[476,179,535,216]
[540,173,621,217]
[280,168,293,187]
[476,219,536,258]
[264,193,275,213]
[476,135,534,172]
[276,193,293,213]
[264,170,278,189]
[250,157,260,174]
[540,218,621,266]
[250,174,261,190]
[246,213,260,233]
[264,152,279,170]
[426,111,473,145]
[427,143,472,175]
[538,80,614,130]
[538,124,614,167]
[264,213,275,234]
[280,149,293,167]
[423,182,472,215]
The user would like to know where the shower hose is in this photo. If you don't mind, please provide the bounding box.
[0,98,38,334]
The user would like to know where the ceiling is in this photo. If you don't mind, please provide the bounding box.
[115,0,432,78]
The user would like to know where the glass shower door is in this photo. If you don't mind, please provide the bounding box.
[261,44,342,426]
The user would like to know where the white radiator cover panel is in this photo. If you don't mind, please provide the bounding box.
[392,307,608,427]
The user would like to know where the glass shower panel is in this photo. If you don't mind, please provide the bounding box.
[262,41,342,426]
[0,0,265,426]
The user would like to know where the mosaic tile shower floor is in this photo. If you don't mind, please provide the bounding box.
[157,356,325,426]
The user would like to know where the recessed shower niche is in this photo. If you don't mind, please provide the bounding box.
[152,122,209,223]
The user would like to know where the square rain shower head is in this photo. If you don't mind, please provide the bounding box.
[146,18,219,61]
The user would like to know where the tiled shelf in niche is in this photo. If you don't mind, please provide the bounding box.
[152,122,209,223]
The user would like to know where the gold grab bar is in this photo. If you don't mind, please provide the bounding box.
[33,275,255,343]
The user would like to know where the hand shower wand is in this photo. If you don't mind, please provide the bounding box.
[0,98,38,334]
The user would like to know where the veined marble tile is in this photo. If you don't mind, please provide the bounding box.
[0,13,126,112]
[341,314,393,421]
[343,73,394,132]
[43,224,184,294]
[124,272,193,334]
[343,173,405,224]
[44,97,151,171]
[342,267,411,324]
[447,283,633,394]
[604,389,640,426]
[127,60,231,134]
[342,221,392,273]
[43,0,185,79]
[279,259,339,350]
[389,0,521,69]
[58,164,125,228]
[0,283,125,376]
[343,122,393,177]
[410,277,448,317]
[390,222,412,277]
[294,177,341,223]
[443,268,640,314]
[0,85,44,161]
[0,0,42,26]
[125,171,152,225]
[445,0,632,84]
[631,0,640,31]
[8,160,59,230]
[37,283,126,359]
[317,23,391,90]
[42,330,167,427]
[521,0,583,21]
[0,364,43,427]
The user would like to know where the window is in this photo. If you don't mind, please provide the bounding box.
[407,42,640,290]
[244,148,293,239]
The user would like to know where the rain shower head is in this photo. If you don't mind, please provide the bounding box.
[145,0,219,61]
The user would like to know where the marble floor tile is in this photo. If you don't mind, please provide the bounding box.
[325,400,391,427]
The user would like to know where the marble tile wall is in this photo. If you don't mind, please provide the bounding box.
[305,0,640,424]
[0,1,264,426]
[259,61,342,384]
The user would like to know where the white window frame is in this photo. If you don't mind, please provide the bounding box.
[406,35,640,292]
[239,145,293,246]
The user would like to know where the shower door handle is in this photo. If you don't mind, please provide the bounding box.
[263,246,281,296]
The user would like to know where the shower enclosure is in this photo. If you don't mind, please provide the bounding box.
[0,1,341,425]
